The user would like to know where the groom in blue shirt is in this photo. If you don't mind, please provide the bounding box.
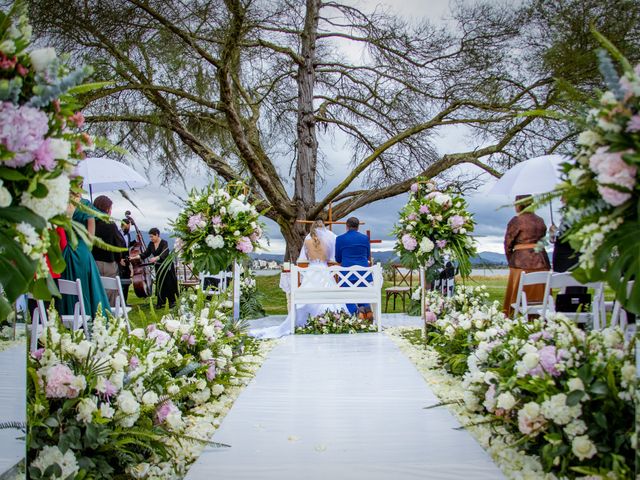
[335,217,371,315]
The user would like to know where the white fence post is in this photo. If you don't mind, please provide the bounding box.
[420,266,426,338]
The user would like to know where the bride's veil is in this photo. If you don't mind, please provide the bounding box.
[298,220,337,262]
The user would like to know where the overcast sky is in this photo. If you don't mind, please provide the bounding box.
[110,0,558,254]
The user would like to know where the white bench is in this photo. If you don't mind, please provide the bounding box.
[290,264,383,332]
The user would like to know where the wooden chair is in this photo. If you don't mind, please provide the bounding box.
[540,273,604,329]
[58,279,91,339]
[511,270,551,319]
[384,264,414,312]
[177,261,200,291]
[28,295,48,352]
[100,275,131,331]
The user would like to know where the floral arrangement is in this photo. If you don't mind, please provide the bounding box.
[0,5,94,317]
[393,287,637,478]
[171,183,265,275]
[237,265,266,319]
[295,310,377,334]
[539,37,640,313]
[27,290,269,479]
[393,179,476,281]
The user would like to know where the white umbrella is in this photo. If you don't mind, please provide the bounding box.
[76,157,149,198]
[488,154,568,196]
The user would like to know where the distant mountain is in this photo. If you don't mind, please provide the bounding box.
[472,251,508,266]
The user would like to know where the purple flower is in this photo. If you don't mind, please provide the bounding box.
[410,183,419,193]
[211,215,222,225]
[627,115,640,133]
[96,379,118,400]
[236,236,253,253]
[528,331,552,342]
[227,331,235,338]
[0,102,49,168]
[529,345,565,377]
[129,356,140,369]
[448,215,465,232]
[425,311,437,324]
[401,234,417,251]
[436,239,447,249]
[31,348,45,360]
[419,205,429,214]
[155,401,178,424]
[180,333,196,345]
[187,213,205,232]
[206,363,216,381]
[148,329,170,346]
[407,213,418,221]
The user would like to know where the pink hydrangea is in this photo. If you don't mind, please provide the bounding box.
[529,345,566,377]
[424,311,437,324]
[156,401,179,424]
[32,138,55,171]
[436,239,447,249]
[410,183,419,193]
[407,213,418,221]
[187,213,205,232]
[44,364,84,399]
[589,147,637,206]
[419,205,429,214]
[401,234,417,251]
[0,102,50,168]
[236,236,253,253]
[449,215,465,232]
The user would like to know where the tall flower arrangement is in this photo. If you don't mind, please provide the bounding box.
[544,36,640,312]
[0,5,93,315]
[171,183,265,275]
[393,179,476,280]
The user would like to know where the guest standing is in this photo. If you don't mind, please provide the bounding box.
[117,218,133,303]
[502,195,550,317]
[61,192,111,318]
[91,195,125,307]
[133,228,179,308]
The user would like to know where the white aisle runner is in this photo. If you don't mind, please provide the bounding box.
[0,343,26,477]
[186,333,504,480]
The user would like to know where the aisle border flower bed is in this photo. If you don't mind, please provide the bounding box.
[295,310,377,334]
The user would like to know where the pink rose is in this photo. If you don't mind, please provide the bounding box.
[44,364,84,399]
[236,236,253,253]
[401,234,417,251]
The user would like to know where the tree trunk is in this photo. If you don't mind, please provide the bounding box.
[280,218,307,262]
[293,0,321,211]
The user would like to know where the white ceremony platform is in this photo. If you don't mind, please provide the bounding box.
[0,343,26,478]
[186,316,503,480]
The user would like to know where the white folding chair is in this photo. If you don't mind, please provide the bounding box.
[610,281,635,335]
[512,271,551,319]
[200,271,229,296]
[540,273,604,329]
[58,279,91,338]
[28,295,48,352]
[100,275,131,331]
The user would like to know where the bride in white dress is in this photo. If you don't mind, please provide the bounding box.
[249,220,347,339]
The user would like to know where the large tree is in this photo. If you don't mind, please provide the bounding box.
[27,0,640,258]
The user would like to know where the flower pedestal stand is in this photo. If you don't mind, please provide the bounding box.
[232,261,241,321]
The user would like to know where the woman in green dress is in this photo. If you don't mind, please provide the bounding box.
[60,193,112,318]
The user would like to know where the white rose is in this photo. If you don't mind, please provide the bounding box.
[0,181,11,207]
[522,352,539,370]
[203,325,216,339]
[200,348,213,361]
[76,397,97,424]
[521,401,541,419]
[142,391,159,405]
[210,384,225,396]
[567,377,585,392]
[30,47,57,72]
[130,328,145,338]
[163,319,181,333]
[207,195,215,205]
[576,130,601,147]
[571,435,597,460]
[116,390,140,415]
[49,138,71,160]
[71,340,92,361]
[111,352,128,371]
[597,117,622,133]
[167,384,180,395]
[0,39,15,54]
[496,392,516,411]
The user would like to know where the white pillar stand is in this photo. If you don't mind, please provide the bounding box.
[420,266,426,338]
[232,261,241,321]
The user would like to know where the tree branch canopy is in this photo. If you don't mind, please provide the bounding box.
[27,0,640,258]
